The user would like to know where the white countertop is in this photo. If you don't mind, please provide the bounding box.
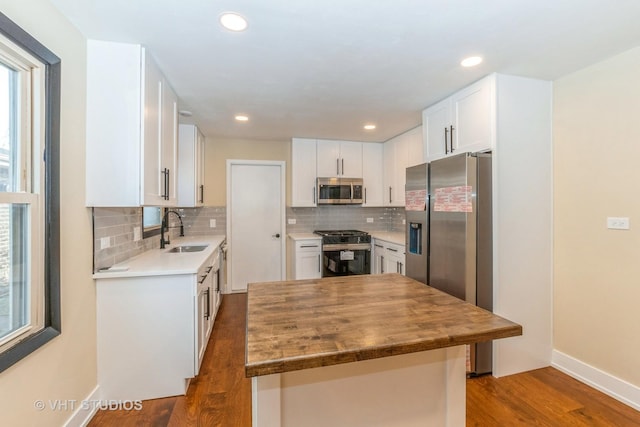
[93,235,226,279]
[370,232,405,246]
[288,232,322,241]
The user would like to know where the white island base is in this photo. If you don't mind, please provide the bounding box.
[252,346,466,427]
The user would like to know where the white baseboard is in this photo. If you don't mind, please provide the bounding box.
[63,385,101,427]
[551,350,640,411]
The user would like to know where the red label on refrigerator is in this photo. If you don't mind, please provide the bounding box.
[433,186,473,212]
[405,189,427,211]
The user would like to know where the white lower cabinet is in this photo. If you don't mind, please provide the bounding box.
[96,250,222,401]
[289,236,322,279]
[197,251,219,370]
[372,239,405,275]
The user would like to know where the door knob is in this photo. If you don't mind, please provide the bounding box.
[273,233,281,238]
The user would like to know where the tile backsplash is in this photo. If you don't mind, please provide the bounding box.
[92,205,405,271]
[286,206,405,233]
[92,206,226,272]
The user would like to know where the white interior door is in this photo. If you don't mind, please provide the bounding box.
[228,161,285,292]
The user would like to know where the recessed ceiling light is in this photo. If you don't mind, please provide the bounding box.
[364,124,376,130]
[220,12,248,32]
[461,56,483,67]
[235,114,249,122]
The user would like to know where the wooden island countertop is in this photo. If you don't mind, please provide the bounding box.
[245,274,522,377]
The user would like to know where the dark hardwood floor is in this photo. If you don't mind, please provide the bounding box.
[89,293,640,426]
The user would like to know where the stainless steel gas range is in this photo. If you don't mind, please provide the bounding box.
[313,230,371,277]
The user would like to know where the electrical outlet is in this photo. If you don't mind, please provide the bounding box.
[366,218,374,223]
[133,226,141,242]
[402,219,406,225]
[210,219,216,228]
[607,217,630,230]
[100,237,110,249]
[288,218,297,225]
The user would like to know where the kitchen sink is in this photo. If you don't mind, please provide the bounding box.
[167,245,208,253]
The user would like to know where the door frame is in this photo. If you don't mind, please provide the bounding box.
[226,159,286,293]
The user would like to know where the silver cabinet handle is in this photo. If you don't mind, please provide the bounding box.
[342,158,344,175]
[318,254,321,273]
[300,245,319,248]
[336,158,340,175]
[389,187,392,203]
[381,255,384,273]
[313,186,316,204]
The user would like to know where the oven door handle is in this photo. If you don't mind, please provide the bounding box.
[322,243,371,251]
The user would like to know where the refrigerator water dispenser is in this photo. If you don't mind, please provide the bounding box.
[409,222,422,255]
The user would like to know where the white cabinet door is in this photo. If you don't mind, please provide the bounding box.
[393,134,408,206]
[384,244,405,275]
[383,133,408,207]
[316,140,341,177]
[451,76,494,155]
[382,140,396,206]
[406,126,425,167]
[291,138,317,207]
[178,124,206,207]
[293,240,322,279]
[161,79,179,206]
[141,52,164,206]
[86,41,180,207]
[196,285,208,371]
[423,98,452,162]
[372,241,384,274]
[423,75,495,163]
[295,252,322,279]
[338,140,363,178]
[197,130,205,205]
[362,143,384,207]
[316,139,362,178]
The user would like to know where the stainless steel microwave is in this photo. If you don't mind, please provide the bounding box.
[317,177,363,205]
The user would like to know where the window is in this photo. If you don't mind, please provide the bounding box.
[142,206,164,238]
[0,12,60,373]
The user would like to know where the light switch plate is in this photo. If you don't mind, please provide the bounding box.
[133,226,141,242]
[100,237,110,249]
[210,219,216,228]
[366,218,374,223]
[607,217,630,230]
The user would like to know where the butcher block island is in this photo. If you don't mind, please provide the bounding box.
[245,274,521,427]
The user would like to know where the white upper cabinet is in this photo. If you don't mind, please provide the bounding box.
[177,124,205,207]
[291,138,318,207]
[383,131,409,207]
[362,143,384,207]
[86,40,178,207]
[423,75,494,162]
[405,126,424,167]
[316,140,363,178]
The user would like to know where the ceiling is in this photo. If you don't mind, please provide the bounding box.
[50,0,640,143]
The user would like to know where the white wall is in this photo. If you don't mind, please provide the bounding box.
[553,47,640,400]
[0,1,96,425]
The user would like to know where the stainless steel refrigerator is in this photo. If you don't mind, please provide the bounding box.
[405,163,429,284]
[429,152,492,375]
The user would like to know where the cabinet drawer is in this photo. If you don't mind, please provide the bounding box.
[295,240,322,253]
